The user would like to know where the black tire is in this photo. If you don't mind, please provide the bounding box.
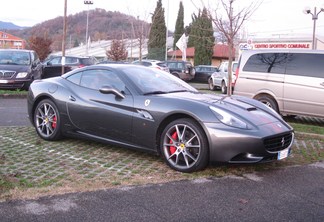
[257,95,279,114]
[34,99,62,141]
[160,118,209,173]
[172,72,180,79]
[221,81,227,94]
[208,78,216,91]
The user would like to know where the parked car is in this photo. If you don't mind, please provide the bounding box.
[208,61,238,94]
[234,49,324,118]
[42,55,98,79]
[0,49,42,90]
[165,60,195,81]
[132,59,169,72]
[192,65,219,83]
[28,64,294,173]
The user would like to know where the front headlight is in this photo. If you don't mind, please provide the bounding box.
[16,72,29,78]
[210,106,248,129]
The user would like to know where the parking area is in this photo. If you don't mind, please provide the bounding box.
[1,125,323,199]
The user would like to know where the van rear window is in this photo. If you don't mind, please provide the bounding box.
[286,53,324,78]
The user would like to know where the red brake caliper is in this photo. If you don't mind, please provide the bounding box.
[169,132,177,154]
[52,116,57,129]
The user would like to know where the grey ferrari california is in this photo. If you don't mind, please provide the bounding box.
[27,64,294,172]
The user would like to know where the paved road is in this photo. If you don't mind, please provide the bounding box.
[0,97,31,126]
[0,163,323,222]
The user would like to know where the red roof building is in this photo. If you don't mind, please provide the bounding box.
[0,31,26,49]
[167,44,235,66]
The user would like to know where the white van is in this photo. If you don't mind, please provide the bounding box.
[234,49,324,118]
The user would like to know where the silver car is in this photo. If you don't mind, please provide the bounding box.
[208,61,238,94]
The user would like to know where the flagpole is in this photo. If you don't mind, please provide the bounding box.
[165,0,169,61]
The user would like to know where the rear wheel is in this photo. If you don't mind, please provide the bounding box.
[221,81,227,94]
[257,95,279,114]
[34,99,62,141]
[160,118,209,173]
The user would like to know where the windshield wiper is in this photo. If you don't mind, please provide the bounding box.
[167,90,190,93]
[143,91,167,95]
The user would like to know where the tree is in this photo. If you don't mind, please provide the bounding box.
[147,0,167,60]
[208,0,261,95]
[193,8,215,66]
[187,14,198,48]
[106,39,128,61]
[27,35,52,61]
[173,1,184,50]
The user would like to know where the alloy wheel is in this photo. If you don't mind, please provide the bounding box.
[162,123,202,171]
[35,102,58,138]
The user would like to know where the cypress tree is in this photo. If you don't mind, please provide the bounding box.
[193,8,215,65]
[173,1,184,50]
[148,0,167,60]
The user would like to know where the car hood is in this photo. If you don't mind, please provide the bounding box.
[0,64,30,72]
[160,91,286,127]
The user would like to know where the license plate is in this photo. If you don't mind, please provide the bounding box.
[278,148,290,160]
[0,80,8,83]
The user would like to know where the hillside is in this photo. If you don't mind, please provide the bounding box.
[0,21,25,30]
[8,8,151,51]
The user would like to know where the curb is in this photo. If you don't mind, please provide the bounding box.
[0,93,28,99]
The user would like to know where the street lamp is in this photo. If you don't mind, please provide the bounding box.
[84,0,93,55]
[303,6,324,49]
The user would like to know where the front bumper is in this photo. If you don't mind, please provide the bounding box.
[204,122,294,164]
[0,79,32,90]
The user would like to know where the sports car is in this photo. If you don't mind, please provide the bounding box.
[27,64,294,173]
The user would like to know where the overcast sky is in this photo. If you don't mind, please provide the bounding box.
[1,0,324,38]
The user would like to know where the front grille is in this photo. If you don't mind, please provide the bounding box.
[0,71,16,79]
[264,132,293,152]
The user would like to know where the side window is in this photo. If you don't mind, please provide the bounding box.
[168,62,176,69]
[243,53,288,74]
[80,69,126,92]
[286,53,324,78]
[66,71,82,85]
[65,57,78,64]
[49,57,61,65]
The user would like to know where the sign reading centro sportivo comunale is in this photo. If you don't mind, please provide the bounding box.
[239,42,311,51]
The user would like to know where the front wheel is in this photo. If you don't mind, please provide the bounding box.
[208,78,216,91]
[160,118,209,173]
[221,81,227,94]
[34,99,62,141]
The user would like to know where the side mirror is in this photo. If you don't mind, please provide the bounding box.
[99,85,125,99]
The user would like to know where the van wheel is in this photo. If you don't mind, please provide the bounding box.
[257,95,279,114]
[208,78,216,91]
[221,81,227,94]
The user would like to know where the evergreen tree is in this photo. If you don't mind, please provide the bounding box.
[173,1,184,50]
[187,13,198,48]
[148,0,167,60]
[193,8,215,65]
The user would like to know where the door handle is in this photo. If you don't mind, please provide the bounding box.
[69,95,76,101]
[320,82,324,87]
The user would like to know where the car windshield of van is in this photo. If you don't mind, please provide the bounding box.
[0,51,31,65]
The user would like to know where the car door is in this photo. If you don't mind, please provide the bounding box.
[283,53,324,118]
[42,57,63,78]
[66,69,134,144]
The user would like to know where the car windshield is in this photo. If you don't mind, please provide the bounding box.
[0,51,31,65]
[121,66,197,94]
